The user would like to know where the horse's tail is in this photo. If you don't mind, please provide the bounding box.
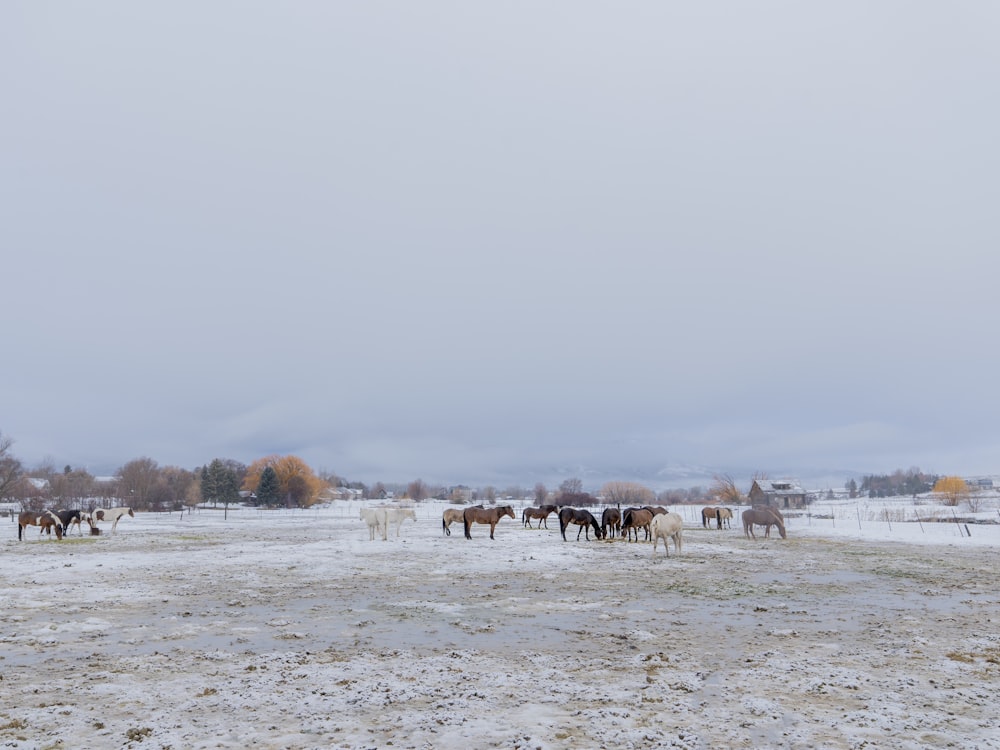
[18,522,23,541]
[463,514,472,539]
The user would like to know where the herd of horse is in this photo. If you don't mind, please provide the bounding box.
[444,502,787,551]
[16,506,135,541]
[16,500,786,551]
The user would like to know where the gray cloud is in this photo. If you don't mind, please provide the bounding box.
[3,3,998,487]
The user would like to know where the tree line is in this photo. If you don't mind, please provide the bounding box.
[1,430,979,514]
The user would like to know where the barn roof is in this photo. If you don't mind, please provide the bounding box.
[752,479,805,495]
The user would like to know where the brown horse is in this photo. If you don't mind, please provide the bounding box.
[463,505,515,539]
[742,508,786,539]
[754,505,784,537]
[443,505,481,536]
[621,508,653,542]
[522,505,557,529]
[702,506,733,529]
[18,511,64,541]
[701,506,719,528]
[600,507,621,538]
[558,507,603,541]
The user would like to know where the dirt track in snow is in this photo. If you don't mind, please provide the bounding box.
[3,507,999,749]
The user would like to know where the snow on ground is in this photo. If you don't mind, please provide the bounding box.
[2,499,999,749]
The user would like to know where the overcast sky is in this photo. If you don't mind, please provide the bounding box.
[3,3,998,489]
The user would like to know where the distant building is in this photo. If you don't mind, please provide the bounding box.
[965,477,994,489]
[748,479,808,509]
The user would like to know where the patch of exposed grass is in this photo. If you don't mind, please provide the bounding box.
[945,651,975,663]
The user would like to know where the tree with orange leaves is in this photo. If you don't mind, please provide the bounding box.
[243,455,326,508]
[932,476,969,507]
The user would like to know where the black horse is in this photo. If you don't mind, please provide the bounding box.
[558,507,603,541]
[54,509,94,536]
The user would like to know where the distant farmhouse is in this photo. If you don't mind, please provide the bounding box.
[748,479,808,509]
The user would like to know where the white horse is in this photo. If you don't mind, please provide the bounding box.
[383,507,416,538]
[360,507,386,541]
[650,512,683,558]
[93,506,134,535]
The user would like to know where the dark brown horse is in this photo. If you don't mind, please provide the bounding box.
[600,507,621,538]
[621,508,653,542]
[742,508,786,539]
[463,505,515,539]
[558,507,603,541]
[522,504,557,529]
[18,511,64,541]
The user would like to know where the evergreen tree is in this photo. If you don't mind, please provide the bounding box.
[256,466,280,506]
[200,464,216,505]
[202,458,240,507]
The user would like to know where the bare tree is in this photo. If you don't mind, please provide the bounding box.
[710,474,745,505]
[557,478,583,498]
[49,467,95,509]
[0,431,24,501]
[600,481,655,507]
[117,457,162,509]
[407,478,429,502]
[534,483,548,505]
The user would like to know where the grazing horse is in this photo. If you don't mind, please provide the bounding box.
[558,507,603,541]
[651,512,683,558]
[17,511,64,541]
[360,507,386,541]
[522,505,557,529]
[600,507,621,539]
[463,505,515,540]
[742,508,787,539]
[383,507,416,538]
[643,506,668,517]
[621,508,653,542]
[93,506,134,535]
[54,509,95,537]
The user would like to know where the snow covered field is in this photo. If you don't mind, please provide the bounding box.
[3,500,999,749]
